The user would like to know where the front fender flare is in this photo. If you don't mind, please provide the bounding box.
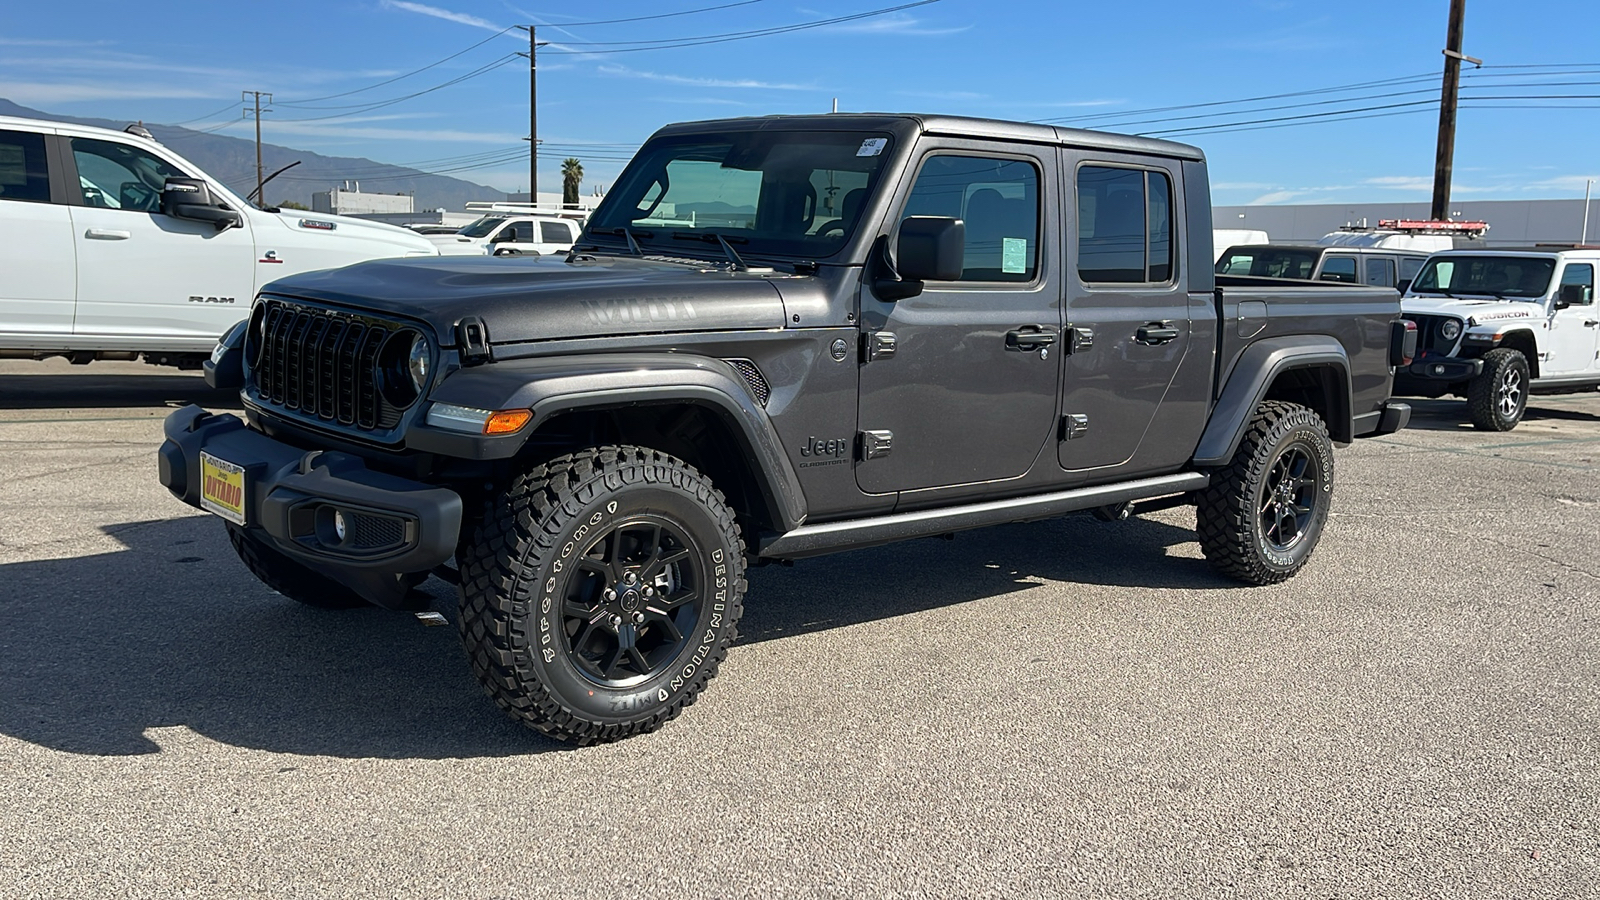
[412,353,806,532]
[1192,336,1353,467]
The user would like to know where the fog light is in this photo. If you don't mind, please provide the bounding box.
[1433,365,1446,375]
[334,509,347,541]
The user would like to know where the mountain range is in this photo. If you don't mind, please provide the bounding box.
[0,98,508,212]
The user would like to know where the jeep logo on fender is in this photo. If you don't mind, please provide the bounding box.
[798,436,848,467]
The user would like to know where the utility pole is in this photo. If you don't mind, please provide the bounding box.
[1583,179,1594,245]
[243,90,273,207]
[515,26,548,204]
[1430,0,1479,221]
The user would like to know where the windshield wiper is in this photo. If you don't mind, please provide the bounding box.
[576,226,650,257]
[672,231,748,271]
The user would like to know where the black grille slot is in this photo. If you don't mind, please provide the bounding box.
[723,358,770,406]
[348,512,406,551]
[1409,314,1460,355]
[248,298,410,433]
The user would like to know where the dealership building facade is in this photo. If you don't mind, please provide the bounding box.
[1213,198,1596,247]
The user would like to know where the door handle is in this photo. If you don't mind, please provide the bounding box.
[84,228,131,240]
[1135,322,1180,345]
[1585,319,1599,327]
[1005,326,1057,351]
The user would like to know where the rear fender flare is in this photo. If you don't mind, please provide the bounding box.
[425,353,806,531]
[1193,336,1353,467]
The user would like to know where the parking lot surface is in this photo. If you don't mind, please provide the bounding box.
[1,358,1596,899]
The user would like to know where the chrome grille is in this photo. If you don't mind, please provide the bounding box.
[249,298,402,432]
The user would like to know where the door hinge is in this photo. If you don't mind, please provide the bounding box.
[859,429,893,459]
[1068,327,1094,354]
[1060,414,1089,440]
[862,331,897,362]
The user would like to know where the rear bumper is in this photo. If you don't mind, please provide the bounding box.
[1353,399,1411,438]
[158,405,462,599]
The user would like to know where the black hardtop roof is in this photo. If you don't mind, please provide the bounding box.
[650,113,1205,162]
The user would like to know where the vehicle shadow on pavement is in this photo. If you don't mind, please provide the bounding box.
[0,372,241,410]
[1399,397,1600,431]
[0,517,561,759]
[0,511,1219,758]
[739,512,1232,645]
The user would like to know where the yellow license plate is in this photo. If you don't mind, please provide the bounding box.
[200,451,246,525]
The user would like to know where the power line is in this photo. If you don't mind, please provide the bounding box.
[276,26,516,106]
[555,0,773,28]
[273,55,522,121]
[541,0,941,54]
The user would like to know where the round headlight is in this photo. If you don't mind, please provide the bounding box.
[408,334,429,392]
[1440,318,1462,341]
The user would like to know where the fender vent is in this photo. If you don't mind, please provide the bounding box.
[723,358,770,406]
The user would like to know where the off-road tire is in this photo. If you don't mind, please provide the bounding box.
[457,446,746,744]
[1467,348,1529,432]
[1196,401,1334,585]
[225,523,369,609]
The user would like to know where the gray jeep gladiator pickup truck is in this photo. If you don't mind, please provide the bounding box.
[159,114,1413,743]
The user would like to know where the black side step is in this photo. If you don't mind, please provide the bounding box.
[759,472,1210,560]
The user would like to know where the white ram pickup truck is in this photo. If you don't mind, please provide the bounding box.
[1395,247,1600,430]
[0,116,437,368]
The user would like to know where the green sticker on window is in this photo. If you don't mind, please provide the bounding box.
[1002,237,1027,274]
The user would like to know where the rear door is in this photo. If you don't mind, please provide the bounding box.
[1057,155,1190,473]
[856,141,1062,494]
[1545,261,1598,376]
[538,218,577,253]
[1364,255,1396,288]
[0,127,76,337]
[65,134,256,342]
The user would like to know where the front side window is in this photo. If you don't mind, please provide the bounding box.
[70,137,184,212]
[1413,255,1556,300]
[0,129,51,204]
[1559,262,1594,305]
[1366,256,1396,287]
[590,130,894,258]
[1320,256,1358,284]
[902,155,1039,282]
[540,220,572,243]
[1077,165,1174,284]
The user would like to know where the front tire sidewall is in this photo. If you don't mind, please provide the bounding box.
[528,486,737,724]
[1250,428,1333,574]
[1469,350,1529,431]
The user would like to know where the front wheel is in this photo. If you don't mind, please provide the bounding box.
[456,446,746,744]
[1196,401,1334,585]
[1467,348,1529,431]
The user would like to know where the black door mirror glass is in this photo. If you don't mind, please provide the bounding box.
[897,216,965,282]
[1556,283,1587,309]
[160,176,241,231]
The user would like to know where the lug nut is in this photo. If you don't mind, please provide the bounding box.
[610,614,623,628]
[624,571,637,585]
[603,588,617,602]
[631,611,645,624]
[643,586,655,598]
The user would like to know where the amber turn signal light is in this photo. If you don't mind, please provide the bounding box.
[484,409,532,435]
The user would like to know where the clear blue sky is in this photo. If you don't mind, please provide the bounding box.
[2,0,1595,206]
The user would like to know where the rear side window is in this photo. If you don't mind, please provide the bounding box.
[540,220,572,243]
[1560,263,1594,305]
[1320,256,1358,283]
[0,129,51,204]
[902,154,1039,282]
[1366,256,1396,287]
[1077,165,1174,284]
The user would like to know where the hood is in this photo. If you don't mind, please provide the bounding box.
[266,209,438,255]
[261,254,790,345]
[1402,293,1544,323]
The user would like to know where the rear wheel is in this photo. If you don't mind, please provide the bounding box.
[456,446,746,744]
[1467,348,1529,431]
[1196,401,1334,585]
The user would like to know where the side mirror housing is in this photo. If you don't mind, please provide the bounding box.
[897,216,965,282]
[1556,282,1587,309]
[160,177,242,231]
[1397,279,1413,295]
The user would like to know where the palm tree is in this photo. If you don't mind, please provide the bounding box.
[561,158,583,209]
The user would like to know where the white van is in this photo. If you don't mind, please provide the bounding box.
[427,212,581,257]
[0,116,437,367]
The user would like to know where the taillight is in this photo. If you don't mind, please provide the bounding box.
[1390,319,1418,367]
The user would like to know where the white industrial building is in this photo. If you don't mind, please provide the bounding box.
[1214,198,1597,248]
[311,183,414,216]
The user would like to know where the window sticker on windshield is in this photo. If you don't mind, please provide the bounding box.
[1002,237,1028,274]
[856,138,888,157]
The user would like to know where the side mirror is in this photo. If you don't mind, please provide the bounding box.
[1397,279,1413,294]
[896,216,965,282]
[1556,283,1587,309]
[161,177,242,231]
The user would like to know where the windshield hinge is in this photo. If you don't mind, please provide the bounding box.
[456,316,492,366]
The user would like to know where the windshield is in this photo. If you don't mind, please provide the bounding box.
[457,216,506,238]
[588,131,894,258]
[1215,247,1321,279]
[1412,255,1555,299]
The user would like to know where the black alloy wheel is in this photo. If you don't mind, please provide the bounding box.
[1258,442,1320,554]
[562,517,704,687]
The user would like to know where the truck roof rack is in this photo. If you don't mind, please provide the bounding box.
[463,201,590,219]
[1368,218,1490,237]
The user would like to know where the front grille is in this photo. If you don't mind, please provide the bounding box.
[249,297,406,432]
[1408,314,1462,356]
[348,511,406,551]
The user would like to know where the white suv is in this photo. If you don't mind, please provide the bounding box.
[427,214,580,257]
[0,116,438,368]
[1396,248,1600,430]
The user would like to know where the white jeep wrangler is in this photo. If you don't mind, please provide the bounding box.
[1397,248,1600,430]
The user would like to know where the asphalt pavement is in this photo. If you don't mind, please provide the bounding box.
[0,358,1595,899]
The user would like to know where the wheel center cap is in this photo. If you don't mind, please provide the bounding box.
[618,589,642,613]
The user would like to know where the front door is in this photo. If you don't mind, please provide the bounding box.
[1057,157,1191,473]
[0,128,76,336]
[1544,261,1599,376]
[66,135,256,342]
[856,144,1061,494]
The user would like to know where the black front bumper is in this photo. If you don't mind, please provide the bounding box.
[1406,357,1484,381]
[158,405,463,605]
